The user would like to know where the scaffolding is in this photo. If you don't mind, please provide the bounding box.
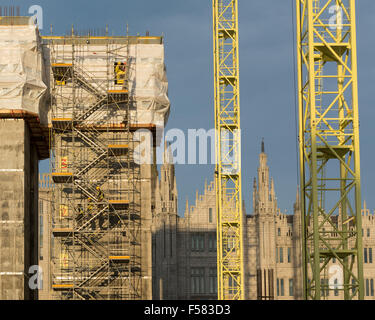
[48,33,143,300]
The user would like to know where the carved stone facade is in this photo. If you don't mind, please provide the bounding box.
[153,142,375,300]
[39,143,375,299]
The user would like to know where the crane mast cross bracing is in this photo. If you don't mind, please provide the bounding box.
[213,0,244,300]
[296,0,364,300]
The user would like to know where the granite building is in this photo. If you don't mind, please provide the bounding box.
[152,142,375,300]
[39,142,375,299]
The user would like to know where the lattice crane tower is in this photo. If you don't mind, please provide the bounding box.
[213,0,244,300]
[296,0,364,300]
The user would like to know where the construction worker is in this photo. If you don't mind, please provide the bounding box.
[115,61,126,85]
[87,197,94,212]
[96,186,104,202]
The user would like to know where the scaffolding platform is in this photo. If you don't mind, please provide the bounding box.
[316,145,352,159]
[52,172,74,183]
[108,144,129,156]
[52,118,73,131]
[221,172,240,179]
[315,43,349,61]
[108,90,129,102]
[51,63,73,80]
[131,266,141,273]
[109,256,130,263]
[52,63,73,68]
[313,250,356,259]
[52,284,74,291]
[52,228,74,237]
[108,200,130,210]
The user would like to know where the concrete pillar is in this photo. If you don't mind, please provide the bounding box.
[141,161,153,299]
[0,119,39,300]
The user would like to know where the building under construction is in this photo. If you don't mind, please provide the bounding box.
[0,16,49,300]
[0,0,371,301]
[0,16,170,300]
[48,31,169,299]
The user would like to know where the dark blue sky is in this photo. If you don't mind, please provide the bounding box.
[6,0,374,216]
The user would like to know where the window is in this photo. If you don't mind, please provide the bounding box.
[39,200,43,216]
[191,268,205,294]
[39,214,43,249]
[289,279,294,296]
[163,222,166,258]
[321,279,329,297]
[334,279,339,296]
[209,208,213,223]
[170,226,173,257]
[277,228,281,236]
[191,234,205,252]
[352,279,356,296]
[324,279,330,297]
[370,248,373,264]
[367,228,370,237]
[276,247,284,263]
[366,279,370,297]
[287,248,291,263]
[208,233,217,252]
[209,268,217,294]
[277,279,279,296]
[277,279,284,296]
[364,248,368,264]
[371,279,374,297]
[287,223,293,237]
[307,279,311,297]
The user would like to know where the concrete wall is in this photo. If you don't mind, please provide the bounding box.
[0,119,39,300]
[140,161,154,300]
[38,178,53,300]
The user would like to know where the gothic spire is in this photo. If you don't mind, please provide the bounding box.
[163,141,174,165]
[261,138,265,153]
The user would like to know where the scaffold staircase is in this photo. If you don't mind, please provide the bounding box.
[50,36,141,300]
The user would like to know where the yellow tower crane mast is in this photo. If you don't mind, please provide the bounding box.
[213,0,244,300]
[296,0,364,299]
